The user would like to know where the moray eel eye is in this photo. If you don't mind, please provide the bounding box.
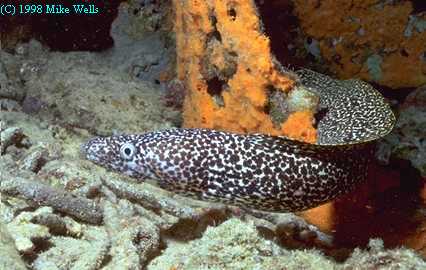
[120,143,136,160]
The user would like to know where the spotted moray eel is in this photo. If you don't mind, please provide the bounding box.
[82,70,395,212]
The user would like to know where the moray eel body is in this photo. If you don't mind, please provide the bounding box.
[84,129,374,211]
[83,70,395,212]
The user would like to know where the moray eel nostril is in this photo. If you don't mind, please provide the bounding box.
[82,69,395,212]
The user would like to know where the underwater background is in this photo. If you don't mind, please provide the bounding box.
[1,0,425,269]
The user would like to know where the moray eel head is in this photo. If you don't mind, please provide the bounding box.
[83,135,151,179]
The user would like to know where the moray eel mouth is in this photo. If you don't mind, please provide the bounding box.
[82,69,395,212]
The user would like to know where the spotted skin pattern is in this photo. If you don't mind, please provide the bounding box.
[297,69,395,145]
[84,129,375,211]
[83,70,395,212]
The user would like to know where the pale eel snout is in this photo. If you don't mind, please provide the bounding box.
[82,70,395,212]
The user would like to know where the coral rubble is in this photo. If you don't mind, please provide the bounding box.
[0,221,27,270]
[148,218,426,270]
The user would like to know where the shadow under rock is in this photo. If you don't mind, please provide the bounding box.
[332,159,424,255]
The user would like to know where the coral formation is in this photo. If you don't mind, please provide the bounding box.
[343,238,426,269]
[173,0,317,142]
[5,206,51,253]
[0,127,29,154]
[148,218,426,270]
[378,85,426,177]
[292,0,426,88]
[110,0,175,84]
[1,172,103,224]
[102,200,161,269]
[33,226,110,270]
[148,218,335,270]
[0,221,27,270]
[23,50,175,136]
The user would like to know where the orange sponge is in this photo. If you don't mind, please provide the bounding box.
[173,0,316,142]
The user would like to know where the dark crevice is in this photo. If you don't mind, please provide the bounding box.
[264,85,289,128]
[228,51,238,58]
[33,158,48,174]
[208,28,222,43]
[98,254,113,269]
[412,0,426,14]
[209,15,222,42]
[370,82,417,104]
[333,159,423,250]
[202,10,238,108]
[144,238,167,267]
[207,77,226,96]
[206,77,227,107]
[400,48,409,57]
[228,8,237,21]
[33,0,123,51]
[313,107,329,128]
[1,0,124,51]
[22,238,54,265]
[263,85,278,115]
[254,0,304,69]
[163,208,231,241]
